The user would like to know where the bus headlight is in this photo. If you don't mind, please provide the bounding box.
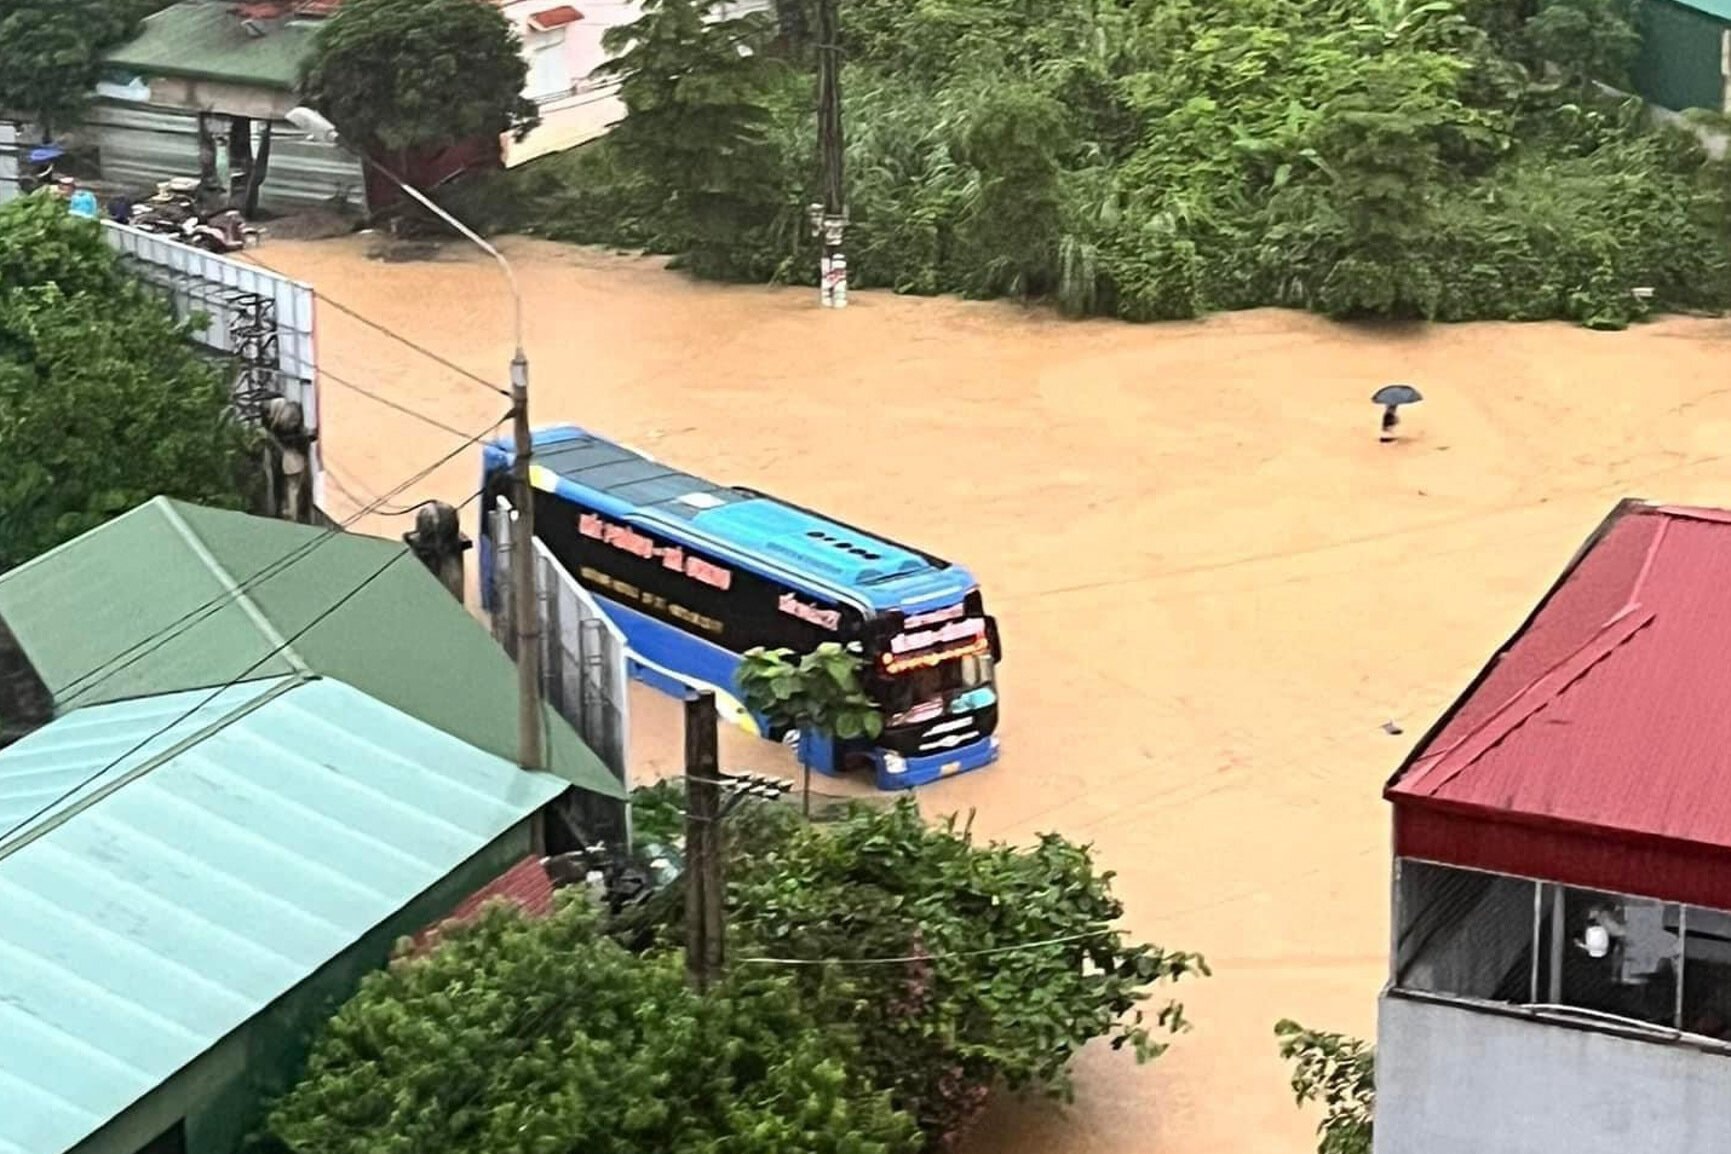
[883,752,907,775]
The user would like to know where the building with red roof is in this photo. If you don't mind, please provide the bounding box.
[408,855,558,955]
[1376,500,1731,1154]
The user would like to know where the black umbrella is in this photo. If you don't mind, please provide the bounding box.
[1372,383,1423,407]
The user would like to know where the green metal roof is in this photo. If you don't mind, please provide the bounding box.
[1659,0,1731,22]
[0,498,621,800]
[0,675,567,1154]
[102,1,324,91]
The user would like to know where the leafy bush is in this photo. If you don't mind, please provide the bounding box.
[268,899,919,1154]
[1276,1019,1375,1154]
[501,0,1731,327]
[721,799,1208,1148]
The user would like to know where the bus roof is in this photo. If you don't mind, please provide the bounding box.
[485,426,976,613]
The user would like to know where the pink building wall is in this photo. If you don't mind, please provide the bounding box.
[497,0,639,165]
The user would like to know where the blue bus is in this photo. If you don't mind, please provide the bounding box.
[479,426,1001,789]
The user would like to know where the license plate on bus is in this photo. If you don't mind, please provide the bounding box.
[940,760,962,778]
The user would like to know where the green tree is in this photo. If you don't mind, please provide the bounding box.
[719,799,1208,1148]
[1276,1020,1375,1154]
[0,0,145,137]
[502,0,1721,328]
[268,898,919,1154]
[1301,52,1473,317]
[957,82,1072,298]
[737,642,881,815]
[1525,0,1643,94]
[597,0,793,279]
[0,194,256,572]
[301,0,538,157]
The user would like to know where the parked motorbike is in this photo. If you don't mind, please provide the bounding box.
[130,179,261,253]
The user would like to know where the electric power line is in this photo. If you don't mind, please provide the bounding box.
[238,251,511,398]
[323,467,430,517]
[0,544,417,852]
[735,924,1122,967]
[4,474,496,856]
[51,412,508,705]
[317,363,486,439]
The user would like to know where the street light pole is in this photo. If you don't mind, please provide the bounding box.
[287,107,543,771]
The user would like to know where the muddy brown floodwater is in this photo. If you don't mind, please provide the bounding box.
[264,235,1731,1154]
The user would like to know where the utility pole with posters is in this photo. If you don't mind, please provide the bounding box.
[810,0,847,308]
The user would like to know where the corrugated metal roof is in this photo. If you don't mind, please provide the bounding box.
[0,676,565,1154]
[103,1,323,90]
[1658,0,1731,23]
[0,497,621,800]
[1389,502,1731,848]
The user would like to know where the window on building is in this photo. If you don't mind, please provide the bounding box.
[527,29,572,102]
[1392,859,1731,1040]
[1396,859,1537,1003]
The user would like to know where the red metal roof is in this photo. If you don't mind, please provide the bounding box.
[1390,502,1731,857]
[409,855,555,954]
[231,0,344,18]
[529,5,582,30]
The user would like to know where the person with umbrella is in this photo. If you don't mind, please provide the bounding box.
[1373,383,1423,443]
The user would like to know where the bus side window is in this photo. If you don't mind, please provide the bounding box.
[986,615,1003,663]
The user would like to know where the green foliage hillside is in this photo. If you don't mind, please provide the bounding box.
[488,0,1731,328]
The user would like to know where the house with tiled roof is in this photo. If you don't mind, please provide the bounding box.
[1376,499,1731,1154]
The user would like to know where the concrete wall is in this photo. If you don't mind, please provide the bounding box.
[72,818,539,1154]
[1375,993,1731,1154]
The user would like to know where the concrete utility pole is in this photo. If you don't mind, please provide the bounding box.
[684,692,725,991]
[285,105,544,773]
[811,0,848,308]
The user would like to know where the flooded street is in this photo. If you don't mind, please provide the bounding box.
[266,236,1731,1154]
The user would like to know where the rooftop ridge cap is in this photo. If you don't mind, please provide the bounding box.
[155,502,312,680]
[1651,504,1731,525]
[1400,606,1657,798]
[1399,512,1663,775]
[0,675,302,862]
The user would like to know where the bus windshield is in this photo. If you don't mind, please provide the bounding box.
[878,652,996,726]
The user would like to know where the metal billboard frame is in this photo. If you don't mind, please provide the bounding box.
[100,221,323,506]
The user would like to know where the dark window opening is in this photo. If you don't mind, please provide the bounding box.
[134,1121,185,1154]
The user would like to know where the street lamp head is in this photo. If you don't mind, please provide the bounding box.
[286,106,340,144]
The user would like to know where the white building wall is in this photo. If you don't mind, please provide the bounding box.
[499,0,774,167]
[1375,994,1731,1154]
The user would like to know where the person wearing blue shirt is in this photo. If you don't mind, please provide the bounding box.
[68,187,99,220]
